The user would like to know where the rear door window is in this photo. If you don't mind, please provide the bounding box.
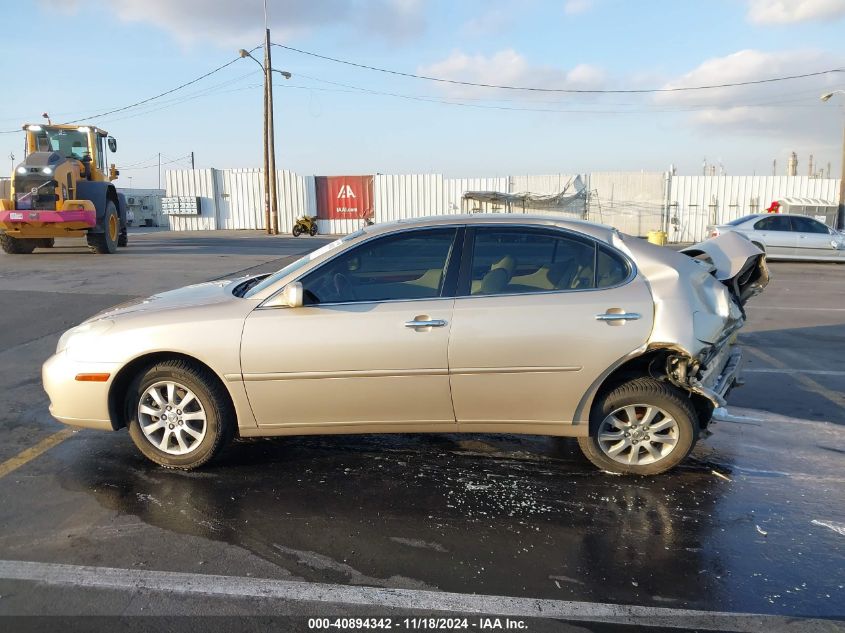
[461,227,626,296]
[753,216,791,231]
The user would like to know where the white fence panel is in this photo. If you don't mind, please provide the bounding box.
[219,168,263,230]
[510,174,580,195]
[588,172,667,236]
[670,176,840,242]
[165,169,217,231]
[374,174,445,223]
[278,171,316,235]
[446,177,509,213]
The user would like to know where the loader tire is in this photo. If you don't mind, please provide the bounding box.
[118,229,128,247]
[0,234,36,254]
[36,238,55,248]
[87,201,119,254]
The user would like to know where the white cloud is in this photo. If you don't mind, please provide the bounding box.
[564,0,594,16]
[44,0,425,45]
[418,49,606,99]
[747,0,845,24]
[463,7,510,37]
[655,49,842,139]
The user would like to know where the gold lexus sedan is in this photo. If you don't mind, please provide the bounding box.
[43,215,768,475]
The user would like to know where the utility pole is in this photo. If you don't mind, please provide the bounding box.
[8,152,13,175]
[191,151,195,170]
[265,0,279,235]
[821,91,845,229]
[158,152,161,190]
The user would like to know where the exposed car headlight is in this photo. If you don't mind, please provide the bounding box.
[56,320,115,354]
[42,167,52,175]
[16,166,26,174]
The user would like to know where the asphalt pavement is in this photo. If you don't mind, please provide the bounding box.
[0,230,842,632]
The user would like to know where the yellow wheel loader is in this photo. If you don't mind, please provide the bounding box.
[0,123,127,254]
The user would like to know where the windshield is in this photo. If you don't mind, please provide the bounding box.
[242,229,365,298]
[34,128,90,160]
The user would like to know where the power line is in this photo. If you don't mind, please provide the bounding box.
[272,42,844,93]
[0,50,259,134]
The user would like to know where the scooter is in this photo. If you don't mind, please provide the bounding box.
[292,216,318,237]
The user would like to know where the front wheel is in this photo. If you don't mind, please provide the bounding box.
[292,224,302,237]
[86,200,119,254]
[578,377,699,475]
[0,234,36,254]
[126,360,235,469]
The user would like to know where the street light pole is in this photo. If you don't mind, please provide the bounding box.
[238,41,292,236]
[821,91,845,230]
[265,23,279,235]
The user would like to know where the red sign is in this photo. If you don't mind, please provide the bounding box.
[315,175,374,220]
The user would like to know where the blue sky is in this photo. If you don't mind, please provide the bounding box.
[1,0,844,188]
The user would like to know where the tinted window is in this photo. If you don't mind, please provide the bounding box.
[753,216,791,231]
[790,216,829,234]
[596,246,630,288]
[726,214,760,226]
[466,228,614,296]
[300,228,457,304]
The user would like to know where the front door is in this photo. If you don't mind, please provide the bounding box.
[789,216,840,260]
[447,226,654,432]
[240,227,461,431]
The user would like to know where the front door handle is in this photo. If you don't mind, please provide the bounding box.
[596,312,641,323]
[405,319,447,328]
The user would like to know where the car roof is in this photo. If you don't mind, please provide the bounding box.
[722,213,821,225]
[363,213,619,243]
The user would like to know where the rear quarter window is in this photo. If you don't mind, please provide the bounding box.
[596,246,630,288]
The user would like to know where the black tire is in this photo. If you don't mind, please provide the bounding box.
[309,224,318,236]
[118,230,128,247]
[292,225,302,237]
[578,377,699,475]
[86,200,119,254]
[0,234,36,254]
[37,238,55,248]
[126,360,235,470]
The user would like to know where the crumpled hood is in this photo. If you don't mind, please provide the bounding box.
[87,278,242,322]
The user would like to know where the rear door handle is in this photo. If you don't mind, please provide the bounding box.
[405,319,447,328]
[596,312,641,322]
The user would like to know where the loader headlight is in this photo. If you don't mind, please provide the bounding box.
[42,167,52,175]
[16,166,26,174]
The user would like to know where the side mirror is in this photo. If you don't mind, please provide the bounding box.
[107,137,117,153]
[264,282,304,308]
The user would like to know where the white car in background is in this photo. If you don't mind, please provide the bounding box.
[707,213,844,261]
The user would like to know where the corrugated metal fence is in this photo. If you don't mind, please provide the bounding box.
[165,168,841,242]
[668,176,840,243]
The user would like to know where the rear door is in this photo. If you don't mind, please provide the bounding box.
[447,226,654,433]
[747,215,796,257]
[789,216,840,260]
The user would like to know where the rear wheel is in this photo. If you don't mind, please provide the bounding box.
[118,229,128,247]
[0,234,36,254]
[86,200,119,254]
[309,223,318,236]
[126,360,235,470]
[578,377,699,475]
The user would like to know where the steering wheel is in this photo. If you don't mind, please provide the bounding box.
[332,273,357,301]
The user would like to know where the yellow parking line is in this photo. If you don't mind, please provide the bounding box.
[0,428,75,479]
